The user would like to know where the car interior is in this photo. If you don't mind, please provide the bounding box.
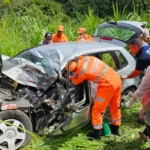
[89,51,128,71]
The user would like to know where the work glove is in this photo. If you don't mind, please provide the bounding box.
[126,94,136,108]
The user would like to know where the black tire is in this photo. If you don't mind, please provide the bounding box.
[0,110,33,148]
[121,87,136,107]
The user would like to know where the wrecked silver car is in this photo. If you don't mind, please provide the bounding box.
[0,19,145,149]
[0,40,141,150]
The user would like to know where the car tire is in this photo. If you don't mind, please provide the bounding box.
[0,110,33,150]
[121,87,136,107]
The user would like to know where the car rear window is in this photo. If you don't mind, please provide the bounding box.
[94,27,135,42]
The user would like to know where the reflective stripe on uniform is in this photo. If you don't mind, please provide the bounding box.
[95,97,104,102]
[80,56,90,75]
[111,119,121,124]
[93,65,109,83]
[90,58,102,73]
[93,124,102,129]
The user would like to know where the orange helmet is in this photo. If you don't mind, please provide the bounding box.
[57,25,64,31]
[65,61,77,72]
[78,27,86,34]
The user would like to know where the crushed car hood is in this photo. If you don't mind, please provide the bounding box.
[1,48,62,89]
[0,41,123,89]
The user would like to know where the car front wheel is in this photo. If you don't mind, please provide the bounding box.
[0,110,33,150]
[121,87,136,107]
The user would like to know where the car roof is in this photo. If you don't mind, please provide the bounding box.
[1,41,131,89]
[17,41,125,66]
[44,41,122,52]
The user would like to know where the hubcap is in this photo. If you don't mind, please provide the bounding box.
[6,130,16,139]
[0,119,26,150]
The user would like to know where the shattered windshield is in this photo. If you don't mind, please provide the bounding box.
[2,47,61,89]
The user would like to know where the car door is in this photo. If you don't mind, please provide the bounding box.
[92,49,140,92]
[93,20,145,46]
[93,51,121,71]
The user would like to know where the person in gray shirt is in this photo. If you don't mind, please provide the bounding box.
[39,32,52,45]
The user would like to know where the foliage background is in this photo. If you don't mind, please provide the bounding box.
[0,0,150,149]
[0,0,150,56]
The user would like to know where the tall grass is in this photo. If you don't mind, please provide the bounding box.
[111,0,150,25]
[0,10,103,56]
[111,1,127,21]
[0,6,150,57]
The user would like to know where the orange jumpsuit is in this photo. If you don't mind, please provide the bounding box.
[52,33,68,43]
[76,34,91,41]
[70,56,122,129]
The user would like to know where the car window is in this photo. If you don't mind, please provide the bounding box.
[94,27,135,42]
[115,51,128,68]
[98,53,117,70]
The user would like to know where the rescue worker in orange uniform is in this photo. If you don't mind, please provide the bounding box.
[66,55,122,140]
[52,25,68,43]
[76,27,91,41]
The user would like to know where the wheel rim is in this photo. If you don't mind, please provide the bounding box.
[0,119,26,150]
[121,90,134,107]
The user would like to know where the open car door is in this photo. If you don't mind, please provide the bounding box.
[93,20,145,47]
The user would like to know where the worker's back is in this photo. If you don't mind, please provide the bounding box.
[75,56,121,87]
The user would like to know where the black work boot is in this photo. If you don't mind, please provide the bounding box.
[139,124,150,141]
[87,129,102,140]
[109,124,119,135]
[137,117,145,124]
[143,127,149,137]
[146,124,150,137]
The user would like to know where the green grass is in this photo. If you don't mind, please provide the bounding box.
[21,102,150,150]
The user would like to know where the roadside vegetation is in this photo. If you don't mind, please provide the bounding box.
[21,102,150,150]
[0,0,150,149]
[0,0,150,56]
